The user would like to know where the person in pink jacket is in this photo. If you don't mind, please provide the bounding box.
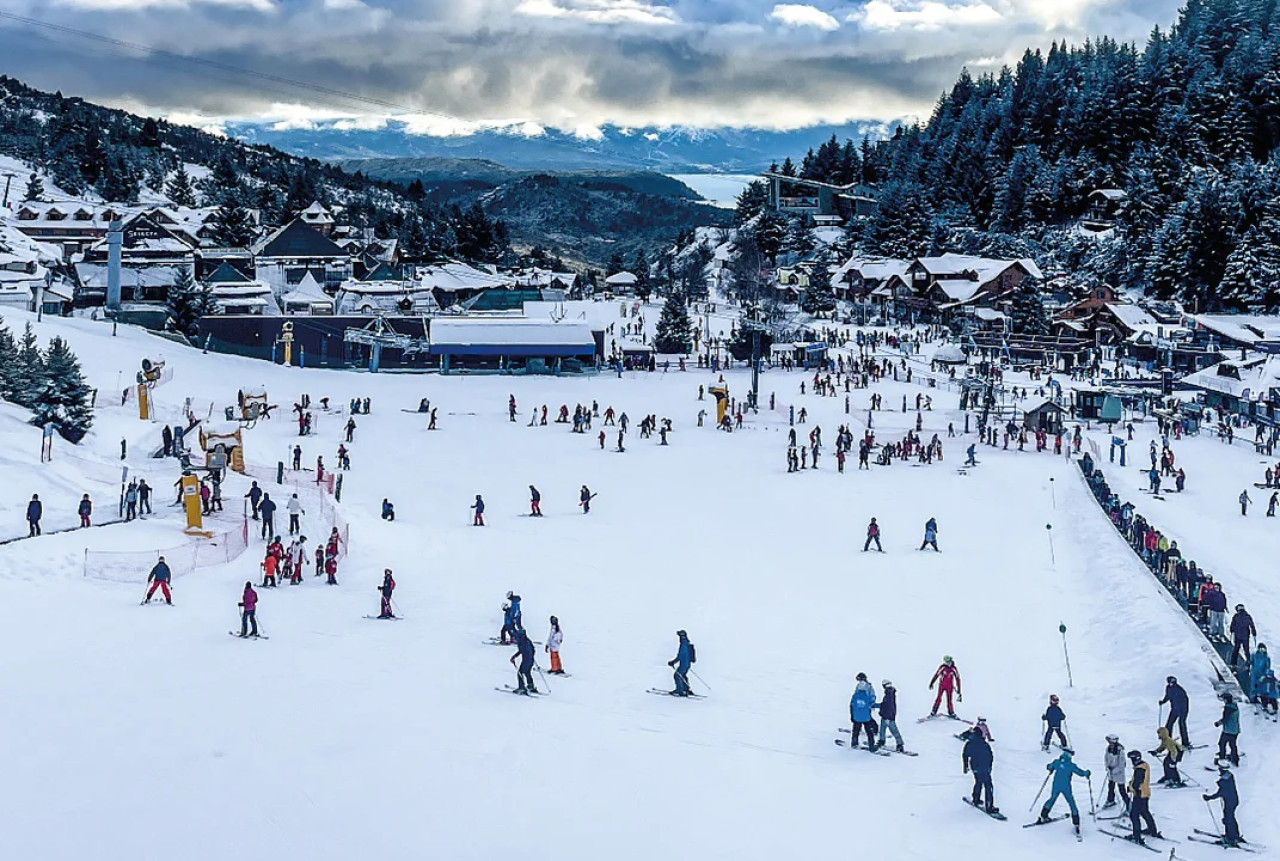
[238,581,259,637]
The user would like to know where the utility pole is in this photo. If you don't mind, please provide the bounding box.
[1,171,16,208]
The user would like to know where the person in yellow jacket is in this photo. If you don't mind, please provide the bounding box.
[1149,726,1185,786]
[1126,750,1162,845]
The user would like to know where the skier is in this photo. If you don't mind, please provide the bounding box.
[1229,604,1256,667]
[862,517,883,552]
[510,627,538,694]
[667,629,695,696]
[546,615,564,674]
[1042,694,1068,751]
[1239,489,1251,515]
[1160,675,1191,746]
[1127,749,1161,844]
[579,485,593,513]
[876,679,904,752]
[144,556,172,604]
[848,672,878,750]
[78,494,92,528]
[245,481,262,519]
[26,493,41,536]
[1214,692,1241,766]
[1150,726,1184,786]
[258,493,277,540]
[500,592,522,644]
[377,569,396,619]
[381,499,395,522]
[965,443,977,466]
[919,517,939,551]
[1103,735,1130,810]
[344,417,356,443]
[472,494,485,526]
[529,485,542,517]
[962,722,998,815]
[508,394,517,422]
[1249,643,1270,698]
[261,551,278,588]
[292,445,302,470]
[286,493,304,535]
[1036,749,1090,836]
[1203,763,1242,846]
[929,656,962,717]
[238,581,259,638]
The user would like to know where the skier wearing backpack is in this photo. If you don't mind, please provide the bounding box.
[929,656,961,717]
[668,630,695,696]
[377,569,396,619]
[862,517,883,552]
[848,672,878,750]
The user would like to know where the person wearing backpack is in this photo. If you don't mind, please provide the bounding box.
[668,629,696,696]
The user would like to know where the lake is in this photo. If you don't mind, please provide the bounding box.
[668,173,759,209]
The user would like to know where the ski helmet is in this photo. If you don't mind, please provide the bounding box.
[1236,604,1245,612]
[1127,750,1141,762]
[1049,694,1059,704]
[1106,734,1119,744]
[506,590,514,599]
[1268,669,1276,678]
[856,672,867,681]
[943,655,953,664]
[676,629,687,638]
[1166,675,1177,684]
[882,680,894,688]
[976,717,987,724]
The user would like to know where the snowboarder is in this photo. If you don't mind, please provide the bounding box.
[78,494,92,528]
[876,680,904,751]
[1203,763,1242,846]
[1160,675,1191,746]
[529,486,542,517]
[245,482,262,519]
[965,443,976,466]
[919,517,939,551]
[1214,692,1241,766]
[26,493,41,536]
[1229,603,1256,667]
[929,656,961,717]
[579,485,593,514]
[668,629,695,696]
[511,627,538,694]
[1042,694,1068,751]
[849,672,878,750]
[286,493,304,535]
[1150,726,1184,785]
[546,615,564,674]
[1036,749,1090,836]
[963,723,997,814]
[381,499,395,521]
[500,592,522,644]
[862,517,883,552]
[472,494,485,526]
[238,581,259,637]
[377,569,396,619]
[1103,735,1129,810]
[144,556,172,604]
[1127,750,1161,844]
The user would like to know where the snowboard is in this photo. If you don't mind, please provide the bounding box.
[484,637,541,646]
[960,797,1006,820]
[836,729,917,754]
[833,739,890,755]
[228,631,268,640]
[1097,828,1161,852]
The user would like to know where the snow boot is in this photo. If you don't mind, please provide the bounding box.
[1037,808,1052,824]
[1102,801,1116,809]
[1071,815,1080,836]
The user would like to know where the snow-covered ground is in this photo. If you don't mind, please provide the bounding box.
[0,307,1274,860]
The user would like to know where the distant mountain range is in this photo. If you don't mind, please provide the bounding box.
[226,121,885,173]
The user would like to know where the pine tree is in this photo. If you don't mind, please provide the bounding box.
[801,259,836,317]
[0,317,17,402]
[166,164,198,208]
[753,211,787,265]
[606,253,625,277]
[166,266,201,336]
[1009,283,1051,335]
[11,323,45,409]
[734,180,769,226]
[786,216,817,259]
[32,336,93,443]
[653,291,693,354]
[23,172,43,202]
[210,202,256,247]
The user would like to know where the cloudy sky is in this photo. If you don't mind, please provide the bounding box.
[0,0,1180,133]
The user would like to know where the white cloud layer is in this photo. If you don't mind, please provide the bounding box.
[770,3,840,30]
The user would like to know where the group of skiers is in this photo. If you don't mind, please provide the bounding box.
[496,591,566,694]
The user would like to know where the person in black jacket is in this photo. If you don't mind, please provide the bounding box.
[510,628,538,694]
[962,730,997,814]
[1042,694,1068,751]
[1230,605,1257,667]
[258,493,276,540]
[876,680,904,752]
[1160,675,1191,746]
[26,494,41,536]
[1203,763,1242,845]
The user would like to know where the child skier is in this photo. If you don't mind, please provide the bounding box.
[876,680,904,752]
[529,485,542,517]
[1042,694,1068,751]
[919,517,939,551]
[500,592,522,644]
[472,494,485,526]
[1103,735,1129,810]
[579,485,593,513]
[962,725,997,815]
[377,569,396,619]
[144,556,172,605]
[1036,749,1090,836]
[238,581,259,638]
[546,616,564,674]
[848,672,878,750]
[929,656,961,717]
[863,517,883,552]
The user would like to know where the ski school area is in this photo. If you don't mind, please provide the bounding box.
[0,306,1277,860]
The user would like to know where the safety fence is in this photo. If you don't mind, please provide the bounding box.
[241,461,349,559]
[1078,454,1253,698]
[83,517,250,583]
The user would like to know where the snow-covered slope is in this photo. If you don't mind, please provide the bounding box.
[0,308,1272,860]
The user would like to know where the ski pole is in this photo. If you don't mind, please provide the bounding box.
[1086,774,1096,818]
[1202,798,1223,839]
[690,669,712,691]
[1030,770,1051,812]
[1060,622,1073,687]
[535,663,551,694]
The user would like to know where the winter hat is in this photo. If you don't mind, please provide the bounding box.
[882,680,894,688]
[1106,734,1119,743]
[1049,694,1060,704]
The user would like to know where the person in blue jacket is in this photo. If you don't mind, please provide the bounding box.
[1159,675,1191,746]
[1042,694,1068,751]
[1258,669,1278,716]
[668,630,695,696]
[919,517,939,551]
[962,727,997,814]
[849,672,878,750]
[1203,763,1242,845]
[1249,644,1269,700]
[1036,749,1091,835]
[500,592,521,644]
[26,493,42,536]
[1214,692,1241,766]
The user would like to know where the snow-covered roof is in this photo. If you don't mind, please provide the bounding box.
[932,343,967,364]
[430,318,596,353]
[1181,355,1275,400]
[210,282,272,298]
[299,201,334,225]
[605,271,638,286]
[974,308,1008,321]
[1103,303,1158,331]
[418,262,513,292]
[280,272,332,307]
[1188,314,1280,347]
[1090,189,1128,202]
[834,257,910,286]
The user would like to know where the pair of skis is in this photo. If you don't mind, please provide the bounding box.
[228,631,269,640]
[835,728,918,755]
[1186,829,1261,853]
[646,688,705,699]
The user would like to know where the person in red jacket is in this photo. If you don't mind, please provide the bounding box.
[862,517,883,552]
[929,655,962,717]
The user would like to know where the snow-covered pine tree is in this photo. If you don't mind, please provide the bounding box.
[734,180,768,226]
[209,202,256,248]
[753,211,786,265]
[801,258,836,317]
[166,266,201,336]
[8,323,45,409]
[786,216,817,260]
[166,164,198,208]
[32,336,93,443]
[1009,283,1051,335]
[653,291,693,354]
[0,316,17,402]
[23,172,43,202]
